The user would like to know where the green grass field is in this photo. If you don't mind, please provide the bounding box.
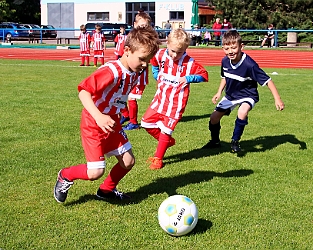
[0,59,312,249]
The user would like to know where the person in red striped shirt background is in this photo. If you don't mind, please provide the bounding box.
[114,25,127,60]
[120,12,153,130]
[79,24,91,66]
[91,24,106,67]
[141,28,209,170]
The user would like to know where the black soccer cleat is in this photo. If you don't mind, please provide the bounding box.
[96,188,131,200]
[231,140,241,153]
[54,170,74,203]
[201,140,221,149]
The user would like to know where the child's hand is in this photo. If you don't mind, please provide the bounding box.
[95,114,116,133]
[275,99,285,111]
[179,76,187,85]
[212,93,221,104]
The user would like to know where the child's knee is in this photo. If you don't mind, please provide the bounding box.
[87,168,105,180]
[120,152,135,170]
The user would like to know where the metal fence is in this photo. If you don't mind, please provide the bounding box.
[1,28,313,47]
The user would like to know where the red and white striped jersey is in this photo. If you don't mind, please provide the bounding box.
[149,48,208,119]
[129,68,149,98]
[78,60,140,115]
[92,32,105,50]
[79,32,91,52]
[114,33,127,56]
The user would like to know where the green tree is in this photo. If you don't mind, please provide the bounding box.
[0,0,16,21]
[212,0,313,30]
[2,0,40,24]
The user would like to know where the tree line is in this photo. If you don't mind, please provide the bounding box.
[0,0,40,24]
[1,0,313,31]
[208,0,313,30]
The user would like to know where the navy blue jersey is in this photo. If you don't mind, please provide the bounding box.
[221,52,271,102]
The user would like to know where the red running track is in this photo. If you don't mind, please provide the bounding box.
[0,47,312,69]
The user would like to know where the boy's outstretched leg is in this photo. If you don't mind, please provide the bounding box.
[231,117,248,153]
[148,132,175,170]
[123,99,140,130]
[54,164,90,203]
[97,151,134,200]
[202,121,221,149]
[97,163,131,200]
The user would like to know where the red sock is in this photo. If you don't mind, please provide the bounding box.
[86,56,90,65]
[81,56,85,65]
[121,105,129,118]
[155,133,171,159]
[128,99,138,124]
[100,57,104,65]
[61,164,89,181]
[94,57,97,66]
[99,163,130,191]
[145,128,161,140]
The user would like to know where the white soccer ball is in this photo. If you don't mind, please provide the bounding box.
[158,195,198,236]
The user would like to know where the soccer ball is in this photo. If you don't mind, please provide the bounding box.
[158,195,198,236]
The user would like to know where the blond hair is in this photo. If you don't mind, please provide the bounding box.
[125,26,160,55]
[167,28,190,49]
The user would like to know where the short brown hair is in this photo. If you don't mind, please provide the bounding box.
[95,24,102,31]
[80,24,86,30]
[222,30,242,46]
[125,26,160,55]
[134,12,151,26]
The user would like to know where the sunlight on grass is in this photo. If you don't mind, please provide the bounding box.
[0,59,312,249]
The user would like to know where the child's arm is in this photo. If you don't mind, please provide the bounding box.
[183,75,206,84]
[212,78,226,104]
[267,80,284,110]
[151,65,159,80]
[78,90,115,132]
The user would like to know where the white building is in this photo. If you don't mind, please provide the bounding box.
[41,0,215,37]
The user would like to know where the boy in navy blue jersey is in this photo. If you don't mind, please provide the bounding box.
[202,30,284,153]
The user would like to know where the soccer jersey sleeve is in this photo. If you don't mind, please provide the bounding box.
[189,62,209,82]
[78,66,115,96]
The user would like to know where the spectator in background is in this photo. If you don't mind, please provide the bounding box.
[222,18,232,30]
[192,24,202,46]
[203,29,211,46]
[212,17,222,46]
[260,24,275,48]
[164,20,172,38]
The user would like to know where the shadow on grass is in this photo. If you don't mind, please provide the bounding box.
[190,219,213,235]
[128,169,253,204]
[65,169,253,207]
[180,113,211,123]
[166,134,307,163]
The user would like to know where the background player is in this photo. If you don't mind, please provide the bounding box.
[91,24,106,67]
[141,28,208,169]
[78,24,91,66]
[120,12,153,130]
[202,30,284,153]
[114,25,127,60]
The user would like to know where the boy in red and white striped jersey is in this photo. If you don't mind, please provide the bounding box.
[53,26,160,203]
[79,24,91,66]
[91,24,106,67]
[120,12,152,130]
[114,25,127,60]
[141,28,209,170]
